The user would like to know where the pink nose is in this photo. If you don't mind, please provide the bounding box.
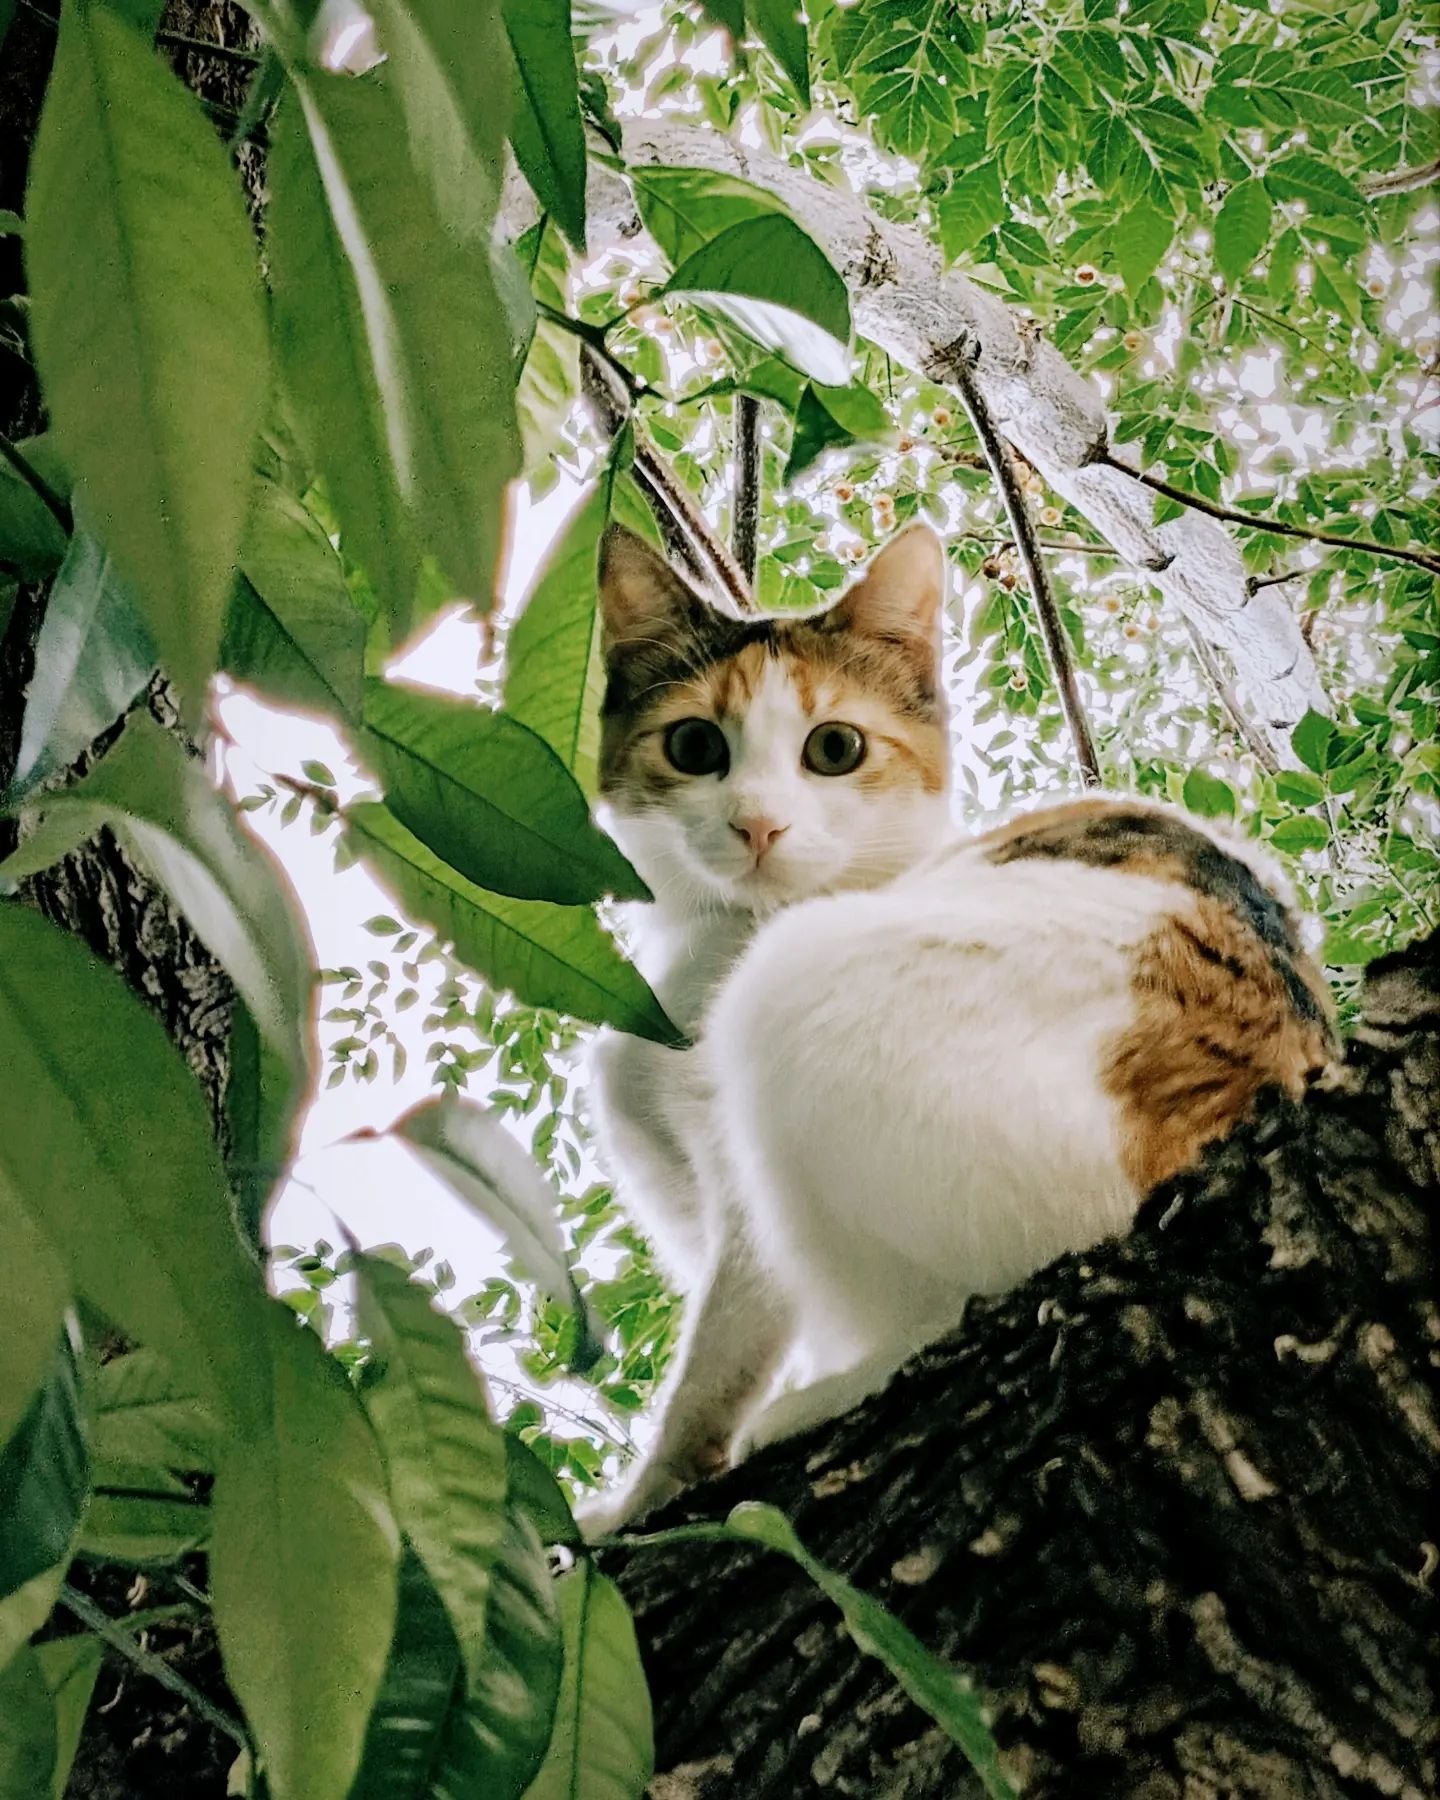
[731,816,788,859]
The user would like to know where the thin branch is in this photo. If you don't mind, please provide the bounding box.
[960,530,1121,560]
[1182,620,1281,775]
[1248,569,1308,592]
[157,28,262,63]
[1096,450,1440,578]
[733,393,761,586]
[1361,156,1440,197]
[59,1585,250,1750]
[954,347,1102,787]
[578,344,754,612]
[0,431,72,532]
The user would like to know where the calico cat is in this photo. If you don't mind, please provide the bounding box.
[581,521,1335,1537]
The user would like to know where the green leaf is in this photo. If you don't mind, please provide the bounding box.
[0,1200,67,1451]
[392,1094,601,1367]
[346,803,682,1046]
[0,905,265,1426]
[937,158,1007,262]
[211,1302,399,1800]
[0,1646,57,1797]
[504,484,609,794]
[78,1468,209,1565]
[1181,768,1236,819]
[520,1562,652,1800]
[0,715,313,1118]
[33,1635,102,1798]
[1273,770,1325,808]
[268,67,519,639]
[224,479,365,722]
[356,1255,508,1678]
[1291,707,1333,773]
[746,0,809,104]
[0,1335,86,1603]
[5,511,156,804]
[349,1546,465,1800]
[725,1504,1016,1798]
[785,381,893,482]
[503,0,587,247]
[505,1433,579,1547]
[0,436,67,581]
[665,216,852,386]
[88,1349,215,1472]
[362,679,649,905]
[1270,815,1330,853]
[1263,153,1366,216]
[1112,198,1174,294]
[630,165,790,267]
[25,2,267,708]
[1213,178,1271,288]
[225,998,297,1251]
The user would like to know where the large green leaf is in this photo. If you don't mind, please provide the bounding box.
[0,436,67,582]
[5,510,156,804]
[746,0,809,104]
[1213,178,1271,288]
[350,1546,465,1800]
[25,3,267,709]
[0,1335,87,1604]
[78,1466,209,1566]
[0,905,265,1427]
[520,1562,652,1800]
[391,1094,601,1368]
[1263,152,1366,215]
[504,483,610,794]
[211,1302,399,1800]
[0,1195,68,1450]
[346,803,682,1045]
[363,679,648,906]
[665,215,852,385]
[357,1255,509,1678]
[503,0,587,248]
[630,165,790,266]
[87,1348,215,1472]
[34,1635,102,1799]
[725,1504,1016,1799]
[1112,197,1174,294]
[0,1646,56,1797]
[785,381,893,483]
[268,66,519,639]
[224,478,365,722]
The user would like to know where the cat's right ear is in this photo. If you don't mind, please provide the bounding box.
[598,525,706,652]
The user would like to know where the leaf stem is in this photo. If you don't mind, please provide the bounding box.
[953,349,1102,786]
[0,431,72,532]
[1095,449,1440,577]
[59,1584,250,1749]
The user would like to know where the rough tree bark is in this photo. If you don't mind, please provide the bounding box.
[609,938,1438,1799]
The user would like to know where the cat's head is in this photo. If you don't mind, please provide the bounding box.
[597,523,950,915]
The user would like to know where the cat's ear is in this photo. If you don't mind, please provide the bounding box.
[826,523,946,647]
[598,524,708,650]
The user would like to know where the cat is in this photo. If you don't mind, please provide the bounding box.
[579,520,1336,1538]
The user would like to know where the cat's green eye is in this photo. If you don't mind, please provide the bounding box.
[664,717,730,777]
[803,722,866,777]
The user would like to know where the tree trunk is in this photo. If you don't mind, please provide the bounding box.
[610,937,1438,1800]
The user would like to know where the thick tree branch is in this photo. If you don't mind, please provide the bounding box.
[953,345,1101,786]
[1099,450,1440,579]
[510,122,1330,757]
[733,393,761,586]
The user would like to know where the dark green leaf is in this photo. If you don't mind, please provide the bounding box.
[937,158,1007,262]
[631,165,790,267]
[363,679,649,905]
[785,380,893,482]
[346,803,682,1045]
[0,436,67,582]
[0,1335,86,1603]
[33,1635,101,1798]
[5,511,156,804]
[505,1434,579,1547]
[0,1646,56,1797]
[350,1546,464,1800]
[392,1094,601,1366]
[746,0,809,104]
[224,478,365,722]
[519,1561,652,1800]
[1291,707,1333,773]
[1181,768,1236,819]
[503,0,588,248]
[357,1255,509,1677]
[25,2,267,709]
[211,1302,399,1800]
[0,1198,67,1450]
[1213,178,1271,288]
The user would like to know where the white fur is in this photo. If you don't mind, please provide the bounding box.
[584,707,1235,1536]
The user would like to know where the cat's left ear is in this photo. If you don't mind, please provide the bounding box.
[824,523,946,648]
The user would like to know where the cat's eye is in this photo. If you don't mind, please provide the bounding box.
[802,722,866,777]
[664,717,730,777]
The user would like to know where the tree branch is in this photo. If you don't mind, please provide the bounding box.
[953,347,1101,787]
[0,430,72,532]
[733,393,761,586]
[1182,619,1281,775]
[1361,155,1440,197]
[1097,450,1440,579]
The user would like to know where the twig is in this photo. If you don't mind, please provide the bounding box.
[953,345,1102,787]
[1096,449,1440,577]
[1248,569,1307,592]
[578,345,754,612]
[59,1585,250,1750]
[733,393,761,585]
[1182,620,1281,774]
[0,431,72,531]
[157,28,262,63]
[1361,156,1440,197]
[538,304,644,405]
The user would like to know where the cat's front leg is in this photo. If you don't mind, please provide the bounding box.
[576,1235,791,1541]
